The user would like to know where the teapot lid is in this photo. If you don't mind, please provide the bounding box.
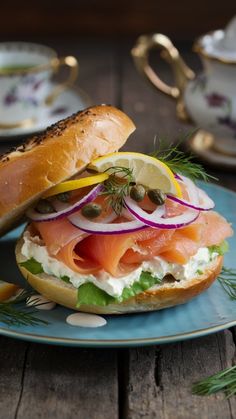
[194,16,236,63]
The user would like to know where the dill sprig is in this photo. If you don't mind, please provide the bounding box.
[218,267,236,300]
[102,166,134,215]
[0,290,49,327]
[192,365,236,398]
[151,138,217,182]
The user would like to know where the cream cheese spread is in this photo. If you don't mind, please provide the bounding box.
[21,231,218,298]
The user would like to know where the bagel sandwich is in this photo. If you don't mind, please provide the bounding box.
[1,105,233,314]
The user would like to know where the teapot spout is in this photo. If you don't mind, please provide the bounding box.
[131,34,195,122]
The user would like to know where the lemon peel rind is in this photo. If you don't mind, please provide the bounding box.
[43,173,109,198]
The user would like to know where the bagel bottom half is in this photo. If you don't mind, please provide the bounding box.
[15,236,223,315]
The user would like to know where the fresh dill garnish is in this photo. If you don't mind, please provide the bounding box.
[192,365,236,398]
[102,166,134,215]
[218,267,236,300]
[151,138,217,182]
[0,289,49,327]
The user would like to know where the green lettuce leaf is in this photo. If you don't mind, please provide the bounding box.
[208,241,229,258]
[77,271,161,307]
[60,275,71,283]
[77,283,115,307]
[20,259,72,284]
[20,258,44,275]
[116,271,161,302]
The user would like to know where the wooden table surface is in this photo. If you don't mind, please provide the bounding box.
[0,37,235,419]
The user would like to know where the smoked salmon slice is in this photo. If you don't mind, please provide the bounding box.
[199,211,233,247]
[33,219,100,274]
[33,218,86,255]
[76,211,233,274]
[33,210,233,277]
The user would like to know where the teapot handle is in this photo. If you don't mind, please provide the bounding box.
[131,34,195,121]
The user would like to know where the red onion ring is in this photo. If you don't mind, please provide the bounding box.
[68,206,164,235]
[167,175,214,211]
[124,196,199,229]
[177,175,199,204]
[174,173,182,181]
[167,189,214,211]
[26,184,104,222]
[69,215,145,235]
[197,188,215,209]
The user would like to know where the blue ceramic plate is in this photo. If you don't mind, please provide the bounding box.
[0,183,235,347]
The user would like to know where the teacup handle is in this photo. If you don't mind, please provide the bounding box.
[45,56,79,106]
[131,34,195,121]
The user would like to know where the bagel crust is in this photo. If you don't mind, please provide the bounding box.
[15,236,223,314]
[0,105,135,235]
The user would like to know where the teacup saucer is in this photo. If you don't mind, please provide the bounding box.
[187,130,236,170]
[0,84,91,141]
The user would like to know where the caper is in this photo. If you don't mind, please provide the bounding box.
[56,191,71,203]
[36,199,55,214]
[81,203,102,219]
[147,189,166,205]
[130,184,146,202]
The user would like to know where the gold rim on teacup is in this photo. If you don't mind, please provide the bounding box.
[0,42,57,76]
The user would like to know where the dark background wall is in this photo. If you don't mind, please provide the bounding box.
[1,1,235,40]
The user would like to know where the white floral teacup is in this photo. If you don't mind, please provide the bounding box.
[0,42,78,130]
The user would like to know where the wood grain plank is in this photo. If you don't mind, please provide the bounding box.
[64,38,119,107]
[15,345,118,419]
[156,331,236,419]
[31,38,119,110]
[125,331,236,419]
[123,347,161,418]
[0,336,28,419]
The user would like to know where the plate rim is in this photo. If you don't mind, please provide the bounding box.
[0,319,236,347]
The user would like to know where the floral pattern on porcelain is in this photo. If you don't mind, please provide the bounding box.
[184,70,236,141]
[204,93,236,137]
[50,106,68,116]
[3,75,46,108]
[205,93,229,108]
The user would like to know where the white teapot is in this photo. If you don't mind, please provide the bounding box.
[132,17,236,155]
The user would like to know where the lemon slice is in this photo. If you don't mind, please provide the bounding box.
[89,152,182,197]
[43,173,109,198]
